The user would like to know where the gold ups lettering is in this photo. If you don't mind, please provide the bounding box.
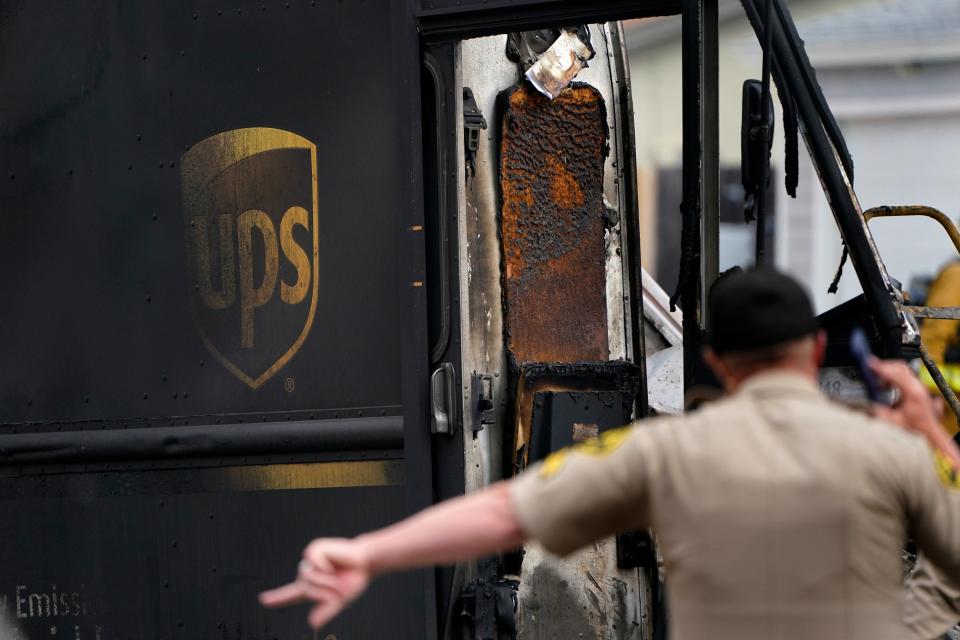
[181,128,319,389]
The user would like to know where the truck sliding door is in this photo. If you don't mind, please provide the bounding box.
[0,1,435,638]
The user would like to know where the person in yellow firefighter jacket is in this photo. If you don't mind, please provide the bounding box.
[919,260,960,436]
[907,260,960,639]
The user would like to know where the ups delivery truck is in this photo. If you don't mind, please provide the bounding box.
[2,1,956,639]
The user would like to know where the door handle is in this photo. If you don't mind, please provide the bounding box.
[430,362,457,436]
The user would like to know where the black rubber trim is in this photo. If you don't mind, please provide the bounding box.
[0,416,404,465]
[423,53,452,365]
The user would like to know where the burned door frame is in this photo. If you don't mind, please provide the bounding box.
[418,3,689,638]
[416,0,720,397]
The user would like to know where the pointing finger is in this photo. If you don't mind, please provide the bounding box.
[259,582,307,608]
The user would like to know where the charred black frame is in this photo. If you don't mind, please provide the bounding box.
[738,0,904,359]
[676,0,715,388]
[419,5,683,638]
[675,0,907,387]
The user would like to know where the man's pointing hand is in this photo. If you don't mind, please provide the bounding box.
[259,538,371,630]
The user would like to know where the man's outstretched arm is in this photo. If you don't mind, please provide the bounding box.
[261,418,658,630]
[259,481,526,629]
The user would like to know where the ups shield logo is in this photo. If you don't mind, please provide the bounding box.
[180,128,319,389]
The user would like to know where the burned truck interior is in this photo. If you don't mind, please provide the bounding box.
[1,0,958,639]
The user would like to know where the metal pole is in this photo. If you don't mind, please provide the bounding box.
[701,0,720,329]
[919,343,960,424]
[681,0,704,389]
[609,23,651,418]
[754,0,773,265]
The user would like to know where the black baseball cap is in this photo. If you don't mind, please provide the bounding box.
[707,267,818,354]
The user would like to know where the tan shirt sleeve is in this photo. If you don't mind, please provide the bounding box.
[508,420,667,557]
[904,555,960,640]
[905,440,960,584]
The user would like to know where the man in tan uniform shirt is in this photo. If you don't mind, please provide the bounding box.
[260,268,960,639]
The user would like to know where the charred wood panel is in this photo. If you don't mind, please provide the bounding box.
[499,82,610,368]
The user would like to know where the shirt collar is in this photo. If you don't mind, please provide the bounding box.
[735,370,823,399]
